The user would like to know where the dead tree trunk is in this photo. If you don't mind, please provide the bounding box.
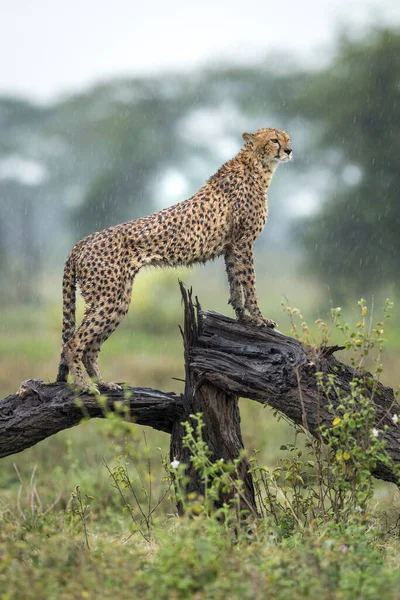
[1,285,399,516]
[170,286,257,515]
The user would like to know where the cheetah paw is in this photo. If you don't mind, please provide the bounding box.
[79,383,100,396]
[241,314,277,329]
[99,381,123,392]
[259,316,277,328]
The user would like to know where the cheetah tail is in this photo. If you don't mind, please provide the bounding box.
[56,254,77,382]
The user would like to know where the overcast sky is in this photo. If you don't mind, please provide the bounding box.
[1,0,399,102]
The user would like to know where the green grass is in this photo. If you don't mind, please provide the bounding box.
[1,264,400,598]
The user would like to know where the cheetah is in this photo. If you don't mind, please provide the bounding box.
[57,127,292,393]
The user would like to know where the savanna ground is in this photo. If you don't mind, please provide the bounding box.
[2,254,400,599]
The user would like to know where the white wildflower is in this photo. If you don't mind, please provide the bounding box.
[392,414,399,425]
[170,459,180,469]
[372,428,379,438]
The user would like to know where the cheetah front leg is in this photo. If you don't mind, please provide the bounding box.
[225,242,276,328]
[225,247,245,319]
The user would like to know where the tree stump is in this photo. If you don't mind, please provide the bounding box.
[170,285,257,515]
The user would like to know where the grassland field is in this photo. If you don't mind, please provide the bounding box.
[1,257,400,599]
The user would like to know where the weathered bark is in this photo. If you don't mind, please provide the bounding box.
[169,286,257,515]
[0,286,399,490]
[0,381,184,459]
[191,309,400,483]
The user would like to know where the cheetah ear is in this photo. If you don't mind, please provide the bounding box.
[242,132,255,146]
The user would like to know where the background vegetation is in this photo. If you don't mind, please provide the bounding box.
[1,24,400,600]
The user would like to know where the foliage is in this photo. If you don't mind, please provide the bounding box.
[291,28,400,295]
[67,486,92,549]
[1,464,61,533]
[1,413,400,599]
[2,279,400,597]
[0,52,297,304]
[1,26,400,305]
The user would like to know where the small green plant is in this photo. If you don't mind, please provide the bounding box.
[252,297,400,536]
[170,414,257,527]
[103,422,173,542]
[331,298,393,373]
[68,485,92,549]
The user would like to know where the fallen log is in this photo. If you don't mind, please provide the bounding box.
[0,381,184,459]
[1,286,399,501]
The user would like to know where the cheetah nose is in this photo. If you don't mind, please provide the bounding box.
[284,148,292,155]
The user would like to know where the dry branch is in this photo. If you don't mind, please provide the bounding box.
[0,381,184,459]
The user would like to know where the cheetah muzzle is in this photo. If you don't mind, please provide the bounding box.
[57,127,292,394]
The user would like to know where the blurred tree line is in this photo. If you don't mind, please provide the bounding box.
[0,27,398,304]
[290,28,400,297]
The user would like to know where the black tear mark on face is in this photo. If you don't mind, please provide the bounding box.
[274,138,281,159]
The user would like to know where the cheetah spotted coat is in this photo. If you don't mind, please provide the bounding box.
[57,127,292,392]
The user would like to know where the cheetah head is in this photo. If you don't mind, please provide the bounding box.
[242,128,292,167]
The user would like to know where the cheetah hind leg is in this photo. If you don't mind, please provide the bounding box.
[82,348,122,392]
[64,336,100,395]
[63,310,109,396]
[80,276,134,393]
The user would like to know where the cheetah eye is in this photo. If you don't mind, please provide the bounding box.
[271,138,279,144]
